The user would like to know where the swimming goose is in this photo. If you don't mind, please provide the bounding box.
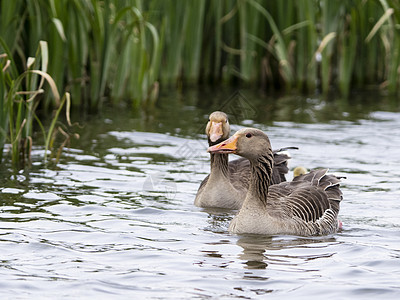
[207,128,343,236]
[194,111,294,209]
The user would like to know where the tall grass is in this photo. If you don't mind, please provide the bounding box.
[2,0,400,107]
[149,0,400,96]
[0,40,73,167]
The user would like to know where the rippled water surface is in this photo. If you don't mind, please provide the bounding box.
[1,91,400,299]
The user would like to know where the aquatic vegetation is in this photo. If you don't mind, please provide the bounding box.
[0,41,74,167]
[0,0,161,111]
[146,0,400,97]
[1,0,400,106]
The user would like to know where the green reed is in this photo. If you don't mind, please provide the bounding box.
[0,40,73,167]
[2,0,400,108]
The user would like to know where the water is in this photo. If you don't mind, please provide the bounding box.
[1,90,400,299]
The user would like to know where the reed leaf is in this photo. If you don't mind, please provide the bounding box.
[2,0,400,121]
[44,92,70,163]
[0,38,74,167]
[247,0,294,86]
[337,9,358,97]
[183,0,205,83]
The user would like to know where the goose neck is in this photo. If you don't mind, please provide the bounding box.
[248,155,274,204]
[210,153,229,177]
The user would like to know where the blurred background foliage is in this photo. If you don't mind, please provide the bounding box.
[2,0,400,108]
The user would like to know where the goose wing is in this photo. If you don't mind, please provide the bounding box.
[269,169,343,224]
[228,157,251,190]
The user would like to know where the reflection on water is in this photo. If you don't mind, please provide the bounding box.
[1,90,400,298]
[237,235,339,270]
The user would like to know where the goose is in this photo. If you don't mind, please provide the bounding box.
[207,128,343,236]
[194,111,294,209]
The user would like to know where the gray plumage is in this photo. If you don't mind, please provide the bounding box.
[195,112,293,209]
[208,128,344,236]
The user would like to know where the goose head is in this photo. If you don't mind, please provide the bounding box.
[207,128,272,162]
[293,166,308,177]
[206,111,230,144]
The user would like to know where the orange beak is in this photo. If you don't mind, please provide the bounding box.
[209,121,224,143]
[207,134,238,153]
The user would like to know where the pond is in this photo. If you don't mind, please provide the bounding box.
[1,89,400,299]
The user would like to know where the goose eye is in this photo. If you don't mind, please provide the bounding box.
[245,133,252,138]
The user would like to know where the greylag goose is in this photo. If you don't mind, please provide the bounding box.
[195,111,294,209]
[207,128,343,236]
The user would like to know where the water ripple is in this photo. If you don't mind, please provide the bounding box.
[1,109,400,299]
